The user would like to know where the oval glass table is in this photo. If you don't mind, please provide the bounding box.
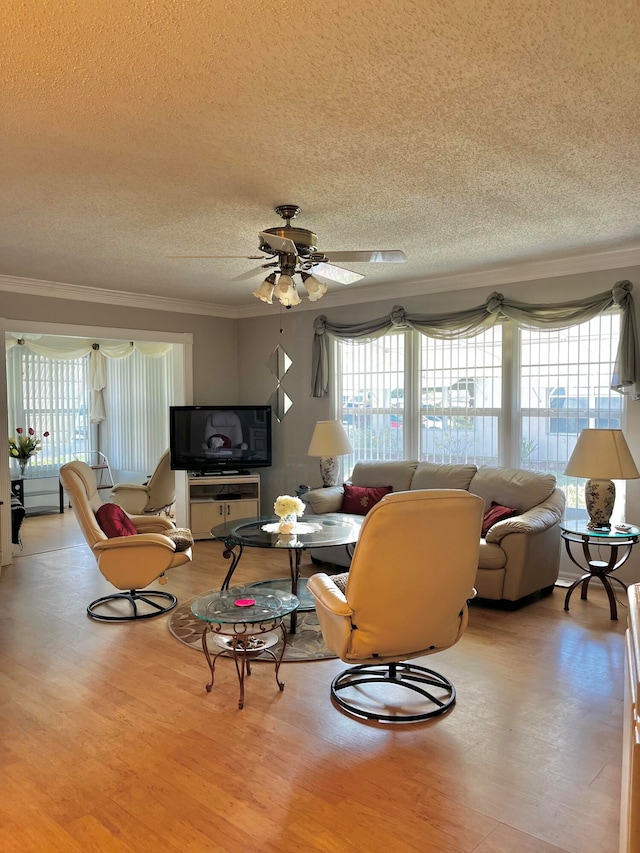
[211,513,363,633]
[191,586,300,709]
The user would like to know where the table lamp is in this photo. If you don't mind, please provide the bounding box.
[564,428,640,530]
[307,420,353,487]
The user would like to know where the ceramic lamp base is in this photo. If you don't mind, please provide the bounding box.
[585,478,615,530]
[319,456,338,488]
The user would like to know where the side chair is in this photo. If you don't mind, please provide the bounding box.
[308,489,483,723]
[111,449,176,516]
[60,460,191,622]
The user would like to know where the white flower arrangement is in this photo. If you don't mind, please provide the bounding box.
[273,494,305,518]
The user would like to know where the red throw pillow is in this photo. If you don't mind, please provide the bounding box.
[481,502,519,537]
[341,484,392,516]
[96,503,138,538]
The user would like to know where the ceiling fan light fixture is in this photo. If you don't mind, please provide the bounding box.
[252,272,277,304]
[301,272,328,302]
[274,273,301,307]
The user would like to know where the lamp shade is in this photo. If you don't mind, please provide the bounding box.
[564,429,640,480]
[307,420,353,457]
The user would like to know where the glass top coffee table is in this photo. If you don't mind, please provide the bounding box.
[211,513,363,633]
[191,586,300,709]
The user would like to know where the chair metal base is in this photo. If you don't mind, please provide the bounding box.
[331,661,456,723]
[87,589,178,622]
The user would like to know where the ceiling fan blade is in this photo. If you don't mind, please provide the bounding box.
[168,255,266,259]
[312,262,365,285]
[323,250,407,264]
[258,232,298,256]
[231,265,276,282]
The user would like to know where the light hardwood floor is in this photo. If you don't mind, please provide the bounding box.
[0,511,627,852]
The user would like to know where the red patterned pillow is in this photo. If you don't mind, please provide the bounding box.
[481,502,519,537]
[96,503,138,538]
[341,484,392,516]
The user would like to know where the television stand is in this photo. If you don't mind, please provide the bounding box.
[188,473,260,539]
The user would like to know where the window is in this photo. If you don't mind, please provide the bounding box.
[338,334,405,466]
[334,312,623,522]
[520,313,621,521]
[7,348,90,475]
[419,327,502,466]
[101,347,174,473]
[6,341,175,479]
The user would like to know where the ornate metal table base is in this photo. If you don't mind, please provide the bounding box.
[201,618,288,709]
[562,524,639,620]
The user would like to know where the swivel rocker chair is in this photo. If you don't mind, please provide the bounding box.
[111,449,175,516]
[307,489,483,723]
[60,460,191,622]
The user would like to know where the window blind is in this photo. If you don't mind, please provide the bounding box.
[100,347,174,474]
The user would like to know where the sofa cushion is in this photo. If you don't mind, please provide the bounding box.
[350,460,418,492]
[96,503,138,538]
[477,540,508,569]
[304,486,344,514]
[469,466,556,514]
[412,461,477,491]
[481,502,519,537]
[341,484,392,515]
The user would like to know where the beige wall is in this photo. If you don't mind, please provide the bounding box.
[0,293,239,403]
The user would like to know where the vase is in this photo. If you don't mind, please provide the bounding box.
[17,458,30,478]
[278,513,297,534]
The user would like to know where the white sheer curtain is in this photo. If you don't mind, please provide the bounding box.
[6,335,172,424]
[6,334,174,478]
[100,347,174,475]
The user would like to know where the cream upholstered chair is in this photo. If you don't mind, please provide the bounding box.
[110,450,175,515]
[307,489,484,723]
[60,460,191,622]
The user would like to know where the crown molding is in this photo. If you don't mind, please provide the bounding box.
[2,244,639,321]
[0,274,239,319]
[234,245,640,317]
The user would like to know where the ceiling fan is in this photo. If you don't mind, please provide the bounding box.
[170,204,407,307]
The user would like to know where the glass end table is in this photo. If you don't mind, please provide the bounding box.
[560,521,640,620]
[191,586,299,709]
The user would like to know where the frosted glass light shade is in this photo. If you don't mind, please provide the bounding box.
[274,274,301,307]
[252,272,276,304]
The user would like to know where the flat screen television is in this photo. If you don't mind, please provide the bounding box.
[169,405,272,474]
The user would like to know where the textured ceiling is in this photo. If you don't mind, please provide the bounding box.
[2,0,640,315]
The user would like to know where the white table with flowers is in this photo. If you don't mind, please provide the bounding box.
[11,475,65,516]
[9,428,60,516]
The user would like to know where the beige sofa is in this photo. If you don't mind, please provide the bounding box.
[303,460,565,604]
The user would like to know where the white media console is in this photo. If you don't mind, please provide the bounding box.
[188,473,260,539]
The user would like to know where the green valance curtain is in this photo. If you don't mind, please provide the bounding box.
[5,335,172,423]
[311,279,639,400]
